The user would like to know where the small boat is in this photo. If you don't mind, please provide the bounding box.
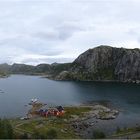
[29,98,38,105]
[31,98,38,103]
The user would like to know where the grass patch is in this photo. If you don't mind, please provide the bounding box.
[63,106,92,118]
[92,130,106,139]
[11,106,92,139]
[17,118,77,139]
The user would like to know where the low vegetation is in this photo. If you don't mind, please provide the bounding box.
[109,126,140,139]
[0,119,13,139]
[63,106,92,118]
[92,130,106,139]
[116,126,140,135]
[0,70,8,77]
[9,106,92,139]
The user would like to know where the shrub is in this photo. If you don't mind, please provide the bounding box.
[32,129,45,139]
[32,128,57,139]
[20,133,28,139]
[0,119,13,139]
[92,130,106,139]
[46,128,58,139]
[116,126,121,134]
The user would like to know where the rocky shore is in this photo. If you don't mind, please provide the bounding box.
[69,104,119,138]
[71,104,119,121]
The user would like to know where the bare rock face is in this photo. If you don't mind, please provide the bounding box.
[114,48,140,82]
[55,71,71,80]
[57,45,140,83]
[74,46,114,71]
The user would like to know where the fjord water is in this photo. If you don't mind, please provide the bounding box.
[0,75,140,123]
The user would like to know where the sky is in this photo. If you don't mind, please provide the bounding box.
[0,0,140,65]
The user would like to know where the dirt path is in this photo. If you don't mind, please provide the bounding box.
[13,121,33,136]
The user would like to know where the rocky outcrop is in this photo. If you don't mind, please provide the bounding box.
[56,45,140,83]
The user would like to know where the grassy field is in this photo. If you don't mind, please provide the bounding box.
[10,106,92,139]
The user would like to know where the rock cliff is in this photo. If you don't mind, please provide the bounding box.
[56,46,140,83]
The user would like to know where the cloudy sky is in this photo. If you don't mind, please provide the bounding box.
[0,0,140,65]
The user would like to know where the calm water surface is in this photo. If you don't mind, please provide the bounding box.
[0,75,140,127]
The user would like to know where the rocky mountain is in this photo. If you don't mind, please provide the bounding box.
[56,46,140,83]
[0,62,71,76]
[10,63,35,74]
[0,45,139,83]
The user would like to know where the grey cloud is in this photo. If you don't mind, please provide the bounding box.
[56,21,85,40]
[17,56,74,65]
[32,31,59,40]
[32,21,85,41]
[0,0,139,65]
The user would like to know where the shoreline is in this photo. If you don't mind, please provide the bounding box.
[54,78,140,85]
[3,74,140,85]
[42,75,140,85]
[7,101,140,139]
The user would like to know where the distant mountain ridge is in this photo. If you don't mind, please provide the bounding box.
[0,45,140,83]
[0,62,71,77]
